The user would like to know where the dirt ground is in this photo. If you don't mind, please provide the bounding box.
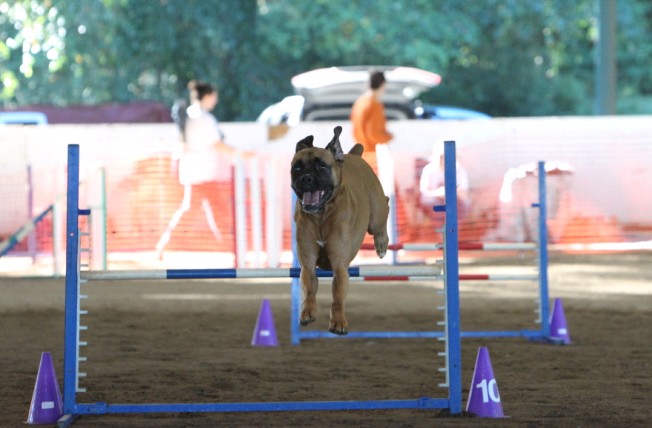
[2,252,651,427]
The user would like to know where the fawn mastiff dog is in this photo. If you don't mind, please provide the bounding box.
[291,126,389,335]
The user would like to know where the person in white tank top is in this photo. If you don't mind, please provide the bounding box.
[156,80,240,258]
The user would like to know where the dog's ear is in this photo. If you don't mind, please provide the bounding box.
[295,135,314,153]
[325,126,344,162]
[348,144,364,156]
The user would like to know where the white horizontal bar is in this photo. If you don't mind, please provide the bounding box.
[479,242,538,251]
[358,265,441,277]
[82,270,168,280]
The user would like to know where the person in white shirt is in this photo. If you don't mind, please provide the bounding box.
[156,80,240,259]
[419,143,471,222]
[488,161,574,242]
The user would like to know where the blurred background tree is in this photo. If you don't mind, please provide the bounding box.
[0,0,650,120]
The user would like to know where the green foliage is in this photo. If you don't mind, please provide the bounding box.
[0,0,650,119]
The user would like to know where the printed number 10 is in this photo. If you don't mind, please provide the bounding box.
[476,378,500,403]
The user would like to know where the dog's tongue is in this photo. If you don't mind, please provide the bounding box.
[302,191,321,205]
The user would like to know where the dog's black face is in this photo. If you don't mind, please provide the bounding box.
[291,126,344,214]
[291,155,336,214]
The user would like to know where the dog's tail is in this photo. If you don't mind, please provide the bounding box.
[348,144,364,156]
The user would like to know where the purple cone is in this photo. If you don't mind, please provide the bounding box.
[251,299,279,346]
[549,298,571,344]
[27,352,63,424]
[466,347,504,418]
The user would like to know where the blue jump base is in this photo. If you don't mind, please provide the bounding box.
[69,397,450,414]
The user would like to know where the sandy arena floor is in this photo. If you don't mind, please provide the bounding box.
[1,252,651,427]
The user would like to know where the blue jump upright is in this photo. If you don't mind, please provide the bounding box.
[536,161,551,338]
[58,142,464,426]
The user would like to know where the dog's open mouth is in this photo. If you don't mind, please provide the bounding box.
[299,187,333,213]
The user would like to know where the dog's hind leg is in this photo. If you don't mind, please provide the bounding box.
[369,196,390,259]
[372,228,389,259]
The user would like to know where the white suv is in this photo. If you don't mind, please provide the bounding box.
[257,66,488,126]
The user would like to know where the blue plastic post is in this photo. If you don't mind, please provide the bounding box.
[443,141,462,414]
[63,145,80,413]
[537,161,551,337]
[290,193,301,345]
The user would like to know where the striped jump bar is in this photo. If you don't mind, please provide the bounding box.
[360,242,537,251]
[349,274,537,282]
[80,265,442,281]
[349,276,442,282]
[460,273,538,281]
[350,274,537,282]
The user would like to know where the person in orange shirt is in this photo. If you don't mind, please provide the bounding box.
[350,71,393,172]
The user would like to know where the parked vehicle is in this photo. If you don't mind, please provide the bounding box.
[257,66,489,125]
[0,111,48,124]
[414,103,491,120]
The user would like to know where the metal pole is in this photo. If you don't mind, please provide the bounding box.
[595,0,617,115]
[27,164,37,261]
[234,156,247,267]
[100,168,107,270]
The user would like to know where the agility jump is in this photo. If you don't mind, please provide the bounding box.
[292,160,552,343]
[59,141,463,426]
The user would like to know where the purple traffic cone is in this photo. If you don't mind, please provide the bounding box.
[549,298,571,344]
[26,352,63,425]
[466,347,504,418]
[251,299,279,346]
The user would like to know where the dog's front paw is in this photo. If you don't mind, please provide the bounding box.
[329,317,349,336]
[300,308,317,326]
